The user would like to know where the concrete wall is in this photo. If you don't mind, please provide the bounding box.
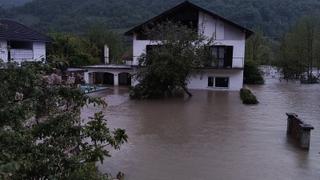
[187,70,244,91]
[84,68,133,86]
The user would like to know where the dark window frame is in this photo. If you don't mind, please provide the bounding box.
[9,41,33,50]
[208,76,214,87]
[214,77,229,88]
[206,46,233,68]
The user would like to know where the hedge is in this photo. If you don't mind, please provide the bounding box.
[240,88,259,105]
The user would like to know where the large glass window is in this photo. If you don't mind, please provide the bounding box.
[206,46,233,68]
[215,77,229,88]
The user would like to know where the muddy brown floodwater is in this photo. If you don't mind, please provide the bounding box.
[82,78,320,180]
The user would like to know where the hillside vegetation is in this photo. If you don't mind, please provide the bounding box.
[1,0,320,37]
[0,0,31,7]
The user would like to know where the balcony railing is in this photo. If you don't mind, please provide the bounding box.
[10,49,34,61]
[203,57,244,69]
[129,56,245,69]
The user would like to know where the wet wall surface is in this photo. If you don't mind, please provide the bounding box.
[82,79,320,180]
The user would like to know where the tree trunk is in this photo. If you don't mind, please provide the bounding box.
[182,86,192,97]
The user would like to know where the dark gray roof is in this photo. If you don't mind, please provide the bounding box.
[0,19,52,42]
[125,1,253,38]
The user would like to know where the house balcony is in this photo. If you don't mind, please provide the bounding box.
[202,57,244,70]
[10,49,34,61]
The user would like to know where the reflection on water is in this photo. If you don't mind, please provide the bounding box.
[82,79,320,180]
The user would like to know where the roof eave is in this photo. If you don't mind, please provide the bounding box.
[124,1,254,37]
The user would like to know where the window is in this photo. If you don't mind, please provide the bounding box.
[206,46,233,68]
[215,77,229,88]
[208,76,214,87]
[10,41,33,50]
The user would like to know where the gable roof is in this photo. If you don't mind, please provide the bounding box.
[124,1,253,38]
[0,19,52,42]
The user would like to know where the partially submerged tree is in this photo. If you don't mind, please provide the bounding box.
[0,61,127,179]
[130,21,215,99]
[243,60,265,84]
[245,29,273,65]
[244,30,267,84]
[277,16,320,82]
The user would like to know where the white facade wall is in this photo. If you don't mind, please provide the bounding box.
[132,34,157,66]
[188,70,244,91]
[0,40,8,61]
[198,11,246,68]
[131,11,247,91]
[33,42,46,61]
[0,40,46,62]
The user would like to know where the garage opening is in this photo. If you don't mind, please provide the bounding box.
[118,72,131,86]
[94,72,114,85]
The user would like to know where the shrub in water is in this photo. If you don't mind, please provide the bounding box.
[240,88,259,105]
[244,60,265,85]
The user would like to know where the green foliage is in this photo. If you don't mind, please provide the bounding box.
[48,27,127,67]
[48,33,100,66]
[0,61,128,179]
[244,60,265,84]
[276,16,320,80]
[86,25,126,64]
[2,0,320,37]
[245,30,273,65]
[240,88,259,105]
[0,0,30,7]
[130,21,214,99]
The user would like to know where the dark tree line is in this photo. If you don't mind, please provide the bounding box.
[1,0,320,37]
[276,16,320,82]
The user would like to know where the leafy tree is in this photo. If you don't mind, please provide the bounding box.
[48,33,100,67]
[277,16,320,81]
[86,25,126,64]
[243,60,264,84]
[130,21,214,99]
[0,61,127,179]
[244,30,266,84]
[245,29,273,65]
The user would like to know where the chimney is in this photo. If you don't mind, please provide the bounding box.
[104,44,109,64]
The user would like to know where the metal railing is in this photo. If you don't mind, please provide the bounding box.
[203,57,244,69]
[126,57,245,69]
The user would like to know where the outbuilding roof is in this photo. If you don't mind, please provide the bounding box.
[0,19,52,42]
[125,1,253,38]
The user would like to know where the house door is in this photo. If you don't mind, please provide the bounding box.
[224,46,233,68]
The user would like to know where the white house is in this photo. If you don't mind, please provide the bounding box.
[0,19,51,63]
[124,1,253,91]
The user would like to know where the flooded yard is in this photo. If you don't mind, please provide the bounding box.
[82,78,320,180]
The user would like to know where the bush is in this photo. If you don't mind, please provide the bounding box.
[129,84,185,100]
[244,60,265,84]
[240,88,259,105]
